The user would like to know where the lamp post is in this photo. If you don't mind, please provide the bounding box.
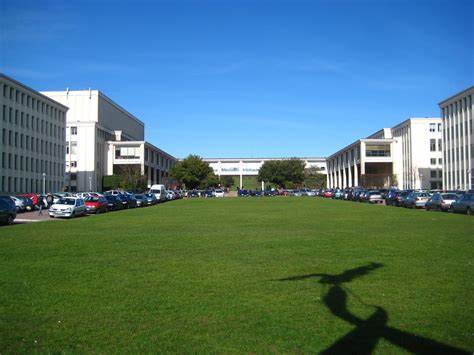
[42,173,46,196]
[89,175,92,192]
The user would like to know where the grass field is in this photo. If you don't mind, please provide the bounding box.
[0,198,472,353]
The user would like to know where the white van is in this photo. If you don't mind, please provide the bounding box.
[149,184,167,202]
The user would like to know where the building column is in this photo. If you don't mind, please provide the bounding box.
[348,163,352,188]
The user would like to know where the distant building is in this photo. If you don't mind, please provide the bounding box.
[0,74,68,194]
[326,118,443,190]
[42,90,176,192]
[439,86,474,190]
[204,157,327,188]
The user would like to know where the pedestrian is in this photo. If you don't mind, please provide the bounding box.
[37,196,44,216]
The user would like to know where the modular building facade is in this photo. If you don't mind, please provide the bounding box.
[439,86,474,190]
[204,157,327,188]
[42,89,176,192]
[326,118,443,190]
[1,74,68,194]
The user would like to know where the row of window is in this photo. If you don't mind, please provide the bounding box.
[0,175,63,194]
[430,158,443,165]
[144,147,174,169]
[429,123,442,132]
[1,82,66,123]
[429,139,443,152]
[1,153,64,176]
[443,144,474,164]
[2,105,65,139]
[2,129,64,157]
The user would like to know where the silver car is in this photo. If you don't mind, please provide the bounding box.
[425,193,458,211]
[367,191,383,204]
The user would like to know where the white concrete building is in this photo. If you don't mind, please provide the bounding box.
[204,157,327,188]
[42,90,176,192]
[326,118,443,190]
[1,74,68,194]
[108,139,176,188]
[439,86,474,190]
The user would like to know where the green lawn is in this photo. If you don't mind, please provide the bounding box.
[0,198,472,353]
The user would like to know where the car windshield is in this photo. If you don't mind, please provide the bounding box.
[58,198,75,205]
[442,194,458,200]
[135,195,144,198]
[85,197,99,202]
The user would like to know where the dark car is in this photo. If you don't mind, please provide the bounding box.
[238,189,250,197]
[450,193,474,215]
[189,190,201,198]
[395,191,411,207]
[118,193,137,208]
[0,198,17,225]
[105,195,123,211]
[144,193,158,205]
[134,194,147,207]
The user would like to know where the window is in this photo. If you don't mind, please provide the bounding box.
[438,139,442,152]
[430,158,436,165]
[430,139,436,152]
[438,123,442,132]
[70,142,77,155]
[438,158,442,165]
[365,144,391,157]
[429,123,435,132]
[71,126,77,135]
[430,170,437,178]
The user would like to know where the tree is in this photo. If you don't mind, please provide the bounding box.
[258,158,305,188]
[113,164,147,192]
[303,167,327,188]
[171,155,218,190]
[220,175,234,188]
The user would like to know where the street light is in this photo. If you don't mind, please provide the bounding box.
[42,173,46,196]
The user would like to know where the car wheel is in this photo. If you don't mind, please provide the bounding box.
[467,207,472,216]
[71,211,75,218]
[425,205,430,211]
[7,215,14,225]
[437,206,442,212]
[95,209,100,215]
[450,206,455,213]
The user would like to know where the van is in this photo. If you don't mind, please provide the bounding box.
[149,184,166,202]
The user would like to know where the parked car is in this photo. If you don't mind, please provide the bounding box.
[201,190,214,198]
[367,191,383,204]
[450,193,474,215]
[103,190,122,196]
[334,189,344,199]
[403,192,430,209]
[15,195,35,211]
[148,184,167,202]
[105,195,123,211]
[188,190,201,198]
[0,198,16,225]
[214,189,225,198]
[21,193,39,207]
[118,193,137,208]
[323,189,334,198]
[425,193,458,212]
[134,194,147,207]
[85,195,108,214]
[9,196,27,212]
[395,191,411,207]
[143,193,158,205]
[49,197,86,218]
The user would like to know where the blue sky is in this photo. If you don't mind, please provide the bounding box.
[1,0,473,158]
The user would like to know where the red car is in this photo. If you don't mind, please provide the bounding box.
[85,195,108,214]
[323,190,334,198]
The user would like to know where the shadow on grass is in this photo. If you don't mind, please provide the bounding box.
[279,262,469,354]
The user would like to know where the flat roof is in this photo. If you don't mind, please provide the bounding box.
[0,73,69,111]
[438,86,474,106]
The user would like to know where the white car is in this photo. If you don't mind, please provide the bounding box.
[214,189,225,198]
[49,197,86,218]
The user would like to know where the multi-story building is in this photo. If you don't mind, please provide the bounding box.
[439,86,474,190]
[204,157,327,188]
[326,118,443,190]
[42,89,176,192]
[0,74,68,194]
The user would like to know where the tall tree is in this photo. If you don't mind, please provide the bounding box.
[171,155,217,190]
[303,167,327,188]
[258,158,305,188]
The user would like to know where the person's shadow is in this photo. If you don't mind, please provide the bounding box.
[279,263,469,354]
